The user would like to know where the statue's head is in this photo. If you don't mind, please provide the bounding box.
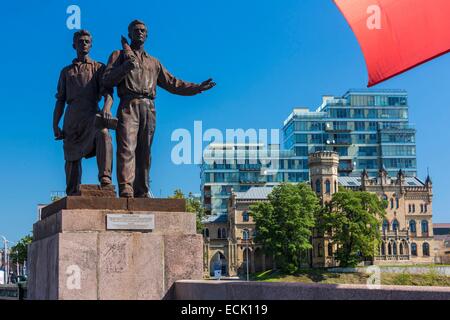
[73,30,92,55]
[128,20,147,46]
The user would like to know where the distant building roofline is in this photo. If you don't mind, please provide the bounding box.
[434,223,450,229]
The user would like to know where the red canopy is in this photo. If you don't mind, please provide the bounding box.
[334,0,450,87]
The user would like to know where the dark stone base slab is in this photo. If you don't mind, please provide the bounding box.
[75,184,116,198]
[41,197,186,219]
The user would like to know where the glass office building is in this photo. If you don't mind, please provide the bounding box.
[200,143,304,217]
[283,89,417,179]
[200,89,417,219]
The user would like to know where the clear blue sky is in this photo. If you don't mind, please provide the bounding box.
[1,0,449,242]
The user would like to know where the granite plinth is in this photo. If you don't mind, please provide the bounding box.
[28,195,202,300]
[41,197,186,220]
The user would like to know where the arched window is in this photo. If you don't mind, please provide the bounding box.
[382,220,389,232]
[222,228,227,239]
[388,242,392,255]
[423,243,430,256]
[421,220,429,235]
[409,220,416,233]
[412,204,416,213]
[411,243,417,256]
[390,198,394,209]
[408,204,412,213]
[325,180,331,194]
[315,179,321,193]
[243,211,249,222]
[328,243,333,256]
[396,198,399,209]
[243,229,249,240]
[218,228,222,239]
[392,219,399,232]
[399,243,404,255]
[424,204,428,213]
[204,228,210,238]
[393,242,397,255]
[382,195,388,209]
[420,204,424,213]
[381,242,385,255]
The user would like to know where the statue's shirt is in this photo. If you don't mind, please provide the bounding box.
[103,49,202,99]
[56,57,106,106]
[55,57,108,161]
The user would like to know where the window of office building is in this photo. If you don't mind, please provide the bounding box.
[368,121,378,130]
[354,121,365,131]
[382,145,416,157]
[353,109,365,118]
[336,147,348,157]
[383,158,416,169]
[335,133,351,144]
[310,134,322,144]
[381,133,415,143]
[295,121,308,131]
[309,122,323,131]
[295,147,309,157]
[356,134,366,143]
[330,108,351,118]
[357,159,378,170]
[350,95,375,106]
[388,96,407,106]
[295,134,307,144]
[374,95,389,106]
[358,146,378,157]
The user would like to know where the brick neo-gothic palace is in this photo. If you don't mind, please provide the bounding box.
[203,151,435,277]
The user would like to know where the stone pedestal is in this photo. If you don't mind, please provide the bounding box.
[28,186,203,300]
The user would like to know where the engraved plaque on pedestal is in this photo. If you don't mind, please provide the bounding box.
[106,214,155,231]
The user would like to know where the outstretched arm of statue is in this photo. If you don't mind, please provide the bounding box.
[157,61,216,96]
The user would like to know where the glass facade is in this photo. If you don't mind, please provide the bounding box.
[200,144,303,216]
[201,89,417,217]
[283,89,417,179]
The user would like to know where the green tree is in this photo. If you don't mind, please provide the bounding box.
[10,234,33,264]
[250,183,320,274]
[319,189,386,267]
[169,189,206,233]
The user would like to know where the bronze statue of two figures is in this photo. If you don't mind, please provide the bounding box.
[53,20,215,198]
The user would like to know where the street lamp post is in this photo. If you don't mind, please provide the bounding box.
[16,250,19,277]
[1,235,9,284]
[246,239,249,281]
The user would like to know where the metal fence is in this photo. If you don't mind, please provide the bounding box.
[0,284,27,300]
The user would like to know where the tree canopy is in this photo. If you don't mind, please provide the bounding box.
[319,189,386,267]
[169,189,205,233]
[10,234,33,265]
[250,183,320,274]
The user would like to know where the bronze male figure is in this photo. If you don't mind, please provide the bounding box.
[103,20,215,198]
[53,30,114,195]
